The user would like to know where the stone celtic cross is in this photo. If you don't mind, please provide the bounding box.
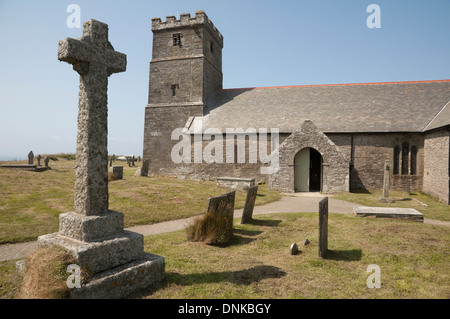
[58,19,126,216]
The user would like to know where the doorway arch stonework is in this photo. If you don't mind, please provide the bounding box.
[269,120,350,193]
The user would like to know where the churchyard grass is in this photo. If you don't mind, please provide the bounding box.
[0,157,280,244]
[333,189,450,222]
[2,212,448,299]
[134,212,449,299]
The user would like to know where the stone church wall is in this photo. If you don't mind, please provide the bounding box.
[327,133,424,192]
[423,128,450,204]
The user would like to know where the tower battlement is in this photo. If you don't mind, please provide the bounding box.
[151,11,223,45]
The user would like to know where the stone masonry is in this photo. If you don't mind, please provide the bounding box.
[38,19,164,299]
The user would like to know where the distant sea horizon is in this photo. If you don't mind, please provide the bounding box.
[0,156,27,161]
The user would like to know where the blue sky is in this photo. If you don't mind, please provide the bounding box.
[0,0,449,160]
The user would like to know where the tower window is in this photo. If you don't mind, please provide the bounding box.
[210,41,214,53]
[173,33,182,47]
[171,84,179,96]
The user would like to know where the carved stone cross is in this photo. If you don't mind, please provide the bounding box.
[58,19,126,216]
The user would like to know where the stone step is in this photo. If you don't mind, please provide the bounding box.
[38,230,145,274]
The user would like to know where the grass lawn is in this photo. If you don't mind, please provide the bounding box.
[2,212,448,299]
[0,157,280,244]
[133,212,449,299]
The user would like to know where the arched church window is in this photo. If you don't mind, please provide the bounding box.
[410,146,418,175]
[401,142,409,175]
[393,146,400,175]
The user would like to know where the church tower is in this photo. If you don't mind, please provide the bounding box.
[143,11,223,175]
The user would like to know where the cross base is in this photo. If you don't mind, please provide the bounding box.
[36,209,165,298]
[69,252,164,299]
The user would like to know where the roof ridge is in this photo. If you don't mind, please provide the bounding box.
[217,79,450,92]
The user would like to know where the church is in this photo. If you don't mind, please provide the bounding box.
[142,11,450,205]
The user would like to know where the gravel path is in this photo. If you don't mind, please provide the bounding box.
[1,194,448,262]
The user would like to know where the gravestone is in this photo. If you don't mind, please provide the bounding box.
[36,154,42,166]
[44,156,49,168]
[318,196,328,258]
[109,166,123,179]
[380,160,394,203]
[37,20,164,299]
[206,191,236,243]
[141,159,149,177]
[406,179,411,196]
[28,151,34,165]
[240,185,258,224]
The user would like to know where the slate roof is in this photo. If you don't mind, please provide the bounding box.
[192,80,450,133]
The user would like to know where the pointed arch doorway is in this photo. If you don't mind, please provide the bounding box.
[294,148,323,192]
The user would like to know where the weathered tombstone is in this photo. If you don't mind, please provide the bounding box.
[138,156,141,162]
[109,156,113,167]
[318,196,328,258]
[206,191,236,245]
[36,154,42,166]
[37,20,164,299]
[28,151,34,165]
[380,160,394,203]
[132,156,135,166]
[141,159,149,177]
[109,166,123,179]
[44,156,49,168]
[240,185,258,224]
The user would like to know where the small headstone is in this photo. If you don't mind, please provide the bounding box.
[380,160,394,203]
[28,151,34,165]
[134,167,141,177]
[240,185,258,224]
[132,156,135,166]
[109,166,123,180]
[141,159,149,177]
[44,156,49,167]
[36,154,42,166]
[303,238,310,246]
[318,197,328,258]
[289,243,299,255]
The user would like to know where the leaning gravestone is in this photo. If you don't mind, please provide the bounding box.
[37,19,164,299]
[206,191,236,245]
[36,154,42,166]
[28,151,34,165]
[240,185,258,224]
[318,196,328,258]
